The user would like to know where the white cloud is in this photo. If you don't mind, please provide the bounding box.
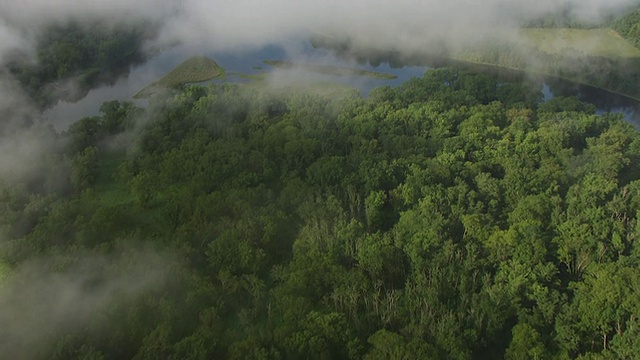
[0,249,173,359]
[1,0,637,56]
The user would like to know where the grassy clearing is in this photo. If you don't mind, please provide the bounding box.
[446,28,640,100]
[154,56,225,86]
[263,60,397,79]
[94,151,135,207]
[134,56,225,98]
[520,28,640,59]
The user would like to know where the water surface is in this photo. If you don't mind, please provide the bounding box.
[43,43,640,130]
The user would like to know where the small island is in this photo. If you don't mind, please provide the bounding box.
[134,56,225,98]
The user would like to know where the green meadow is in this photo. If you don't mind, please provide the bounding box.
[520,28,640,59]
[447,28,640,100]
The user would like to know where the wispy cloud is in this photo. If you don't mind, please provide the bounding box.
[1,0,638,58]
[0,249,173,359]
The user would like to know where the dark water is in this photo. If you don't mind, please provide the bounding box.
[43,43,640,130]
[542,81,640,128]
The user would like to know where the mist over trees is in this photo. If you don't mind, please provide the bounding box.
[1,1,640,359]
[5,20,158,108]
[2,68,640,359]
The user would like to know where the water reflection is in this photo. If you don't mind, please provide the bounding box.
[544,79,640,128]
[43,43,640,130]
[43,46,188,130]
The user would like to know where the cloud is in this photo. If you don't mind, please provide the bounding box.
[0,0,635,182]
[0,19,28,59]
[157,0,639,52]
[0,248,173,359]
[0,0,637,357]
[0,0,173,27]
[0,74,65,189]
[1,0,638,58]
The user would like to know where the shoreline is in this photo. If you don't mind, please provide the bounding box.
[445,56,640,103]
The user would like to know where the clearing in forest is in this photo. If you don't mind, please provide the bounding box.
[520,28,640,59]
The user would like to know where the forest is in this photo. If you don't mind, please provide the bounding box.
[2,67,640,359]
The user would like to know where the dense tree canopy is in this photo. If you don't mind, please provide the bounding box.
[610,7,640,48]
[2,69,640,359]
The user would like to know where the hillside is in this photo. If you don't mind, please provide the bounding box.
[610,7,640,47]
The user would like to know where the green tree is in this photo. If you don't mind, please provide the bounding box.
[69,146,99,191]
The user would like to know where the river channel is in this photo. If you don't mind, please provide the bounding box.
[43,43,640,130]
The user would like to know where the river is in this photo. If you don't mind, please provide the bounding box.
[42,43,640,130]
